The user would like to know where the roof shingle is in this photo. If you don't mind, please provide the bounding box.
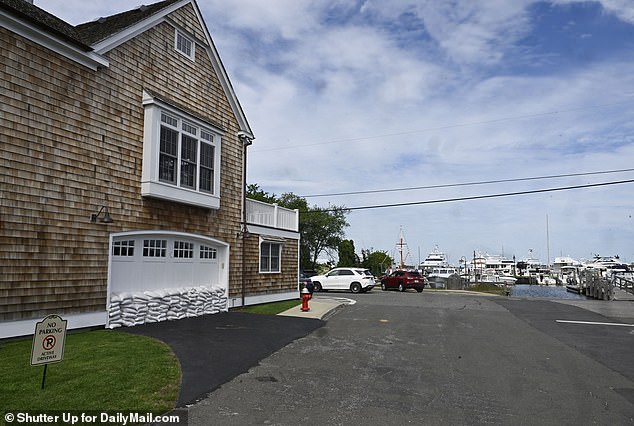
[75,0,181,45]
[0,0,182,48]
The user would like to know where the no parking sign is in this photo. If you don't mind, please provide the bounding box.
[31,314,67,366]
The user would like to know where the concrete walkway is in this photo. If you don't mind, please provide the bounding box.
[613,287,634,301]
[277,295,355,320]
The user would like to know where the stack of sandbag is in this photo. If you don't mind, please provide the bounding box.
[107,285,228,329]
[166,287,187,321]
[107,294,123,328]
[144,289,169,323]
[213,285,228,312]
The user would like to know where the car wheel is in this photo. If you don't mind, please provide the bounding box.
[416,287,423,293]
[313,282,322,292]
[350,282,362,293]
[381,282,387,291]
[398,283,405,292]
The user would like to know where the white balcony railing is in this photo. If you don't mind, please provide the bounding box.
[246,198,299,232]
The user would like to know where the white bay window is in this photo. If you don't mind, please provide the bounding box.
[142,93,222,208]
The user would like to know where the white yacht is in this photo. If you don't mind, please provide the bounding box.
[419,245,449,271]
[468,251,517,285]
[553,256,581,273]
[583,255,631,278]
[470,252,516,276]
[427,266,459,279]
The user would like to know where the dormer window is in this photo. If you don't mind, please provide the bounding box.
[175,29,194,60]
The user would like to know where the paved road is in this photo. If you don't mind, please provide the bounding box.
[187,291,633,425]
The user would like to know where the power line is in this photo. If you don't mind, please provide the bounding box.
[301,168,634,198]
[310,179,634,213]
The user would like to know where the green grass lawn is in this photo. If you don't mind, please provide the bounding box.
[0,329,180,414]
[232,299,301,315]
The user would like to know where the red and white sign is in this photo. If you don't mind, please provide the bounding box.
[31,315,67,366]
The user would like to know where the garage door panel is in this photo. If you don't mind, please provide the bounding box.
[110,233,226,294]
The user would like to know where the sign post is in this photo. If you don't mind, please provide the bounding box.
[31,315,67,389]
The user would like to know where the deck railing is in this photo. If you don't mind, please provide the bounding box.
[245,198,299,232]
[612,275,634,296]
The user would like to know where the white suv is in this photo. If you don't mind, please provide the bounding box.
[310,268,375,293]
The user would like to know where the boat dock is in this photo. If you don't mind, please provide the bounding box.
[569,270,634,301]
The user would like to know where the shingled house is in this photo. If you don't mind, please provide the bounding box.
[0,0,300,338]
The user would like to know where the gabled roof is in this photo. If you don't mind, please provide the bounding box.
[0,0,254,139]
[0,0,90,50]
[75,0,180,45]
[78,0,254,139]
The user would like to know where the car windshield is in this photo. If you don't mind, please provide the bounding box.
[407,271,421,276]
[361,270,373,276]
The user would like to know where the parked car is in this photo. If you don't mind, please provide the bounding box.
[310,268,375,293]
[380,270,426,292]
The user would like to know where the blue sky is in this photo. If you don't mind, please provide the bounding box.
[40,0,634,265]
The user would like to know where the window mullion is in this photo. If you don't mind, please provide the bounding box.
[176,133,182,188]
[196,139,201,191]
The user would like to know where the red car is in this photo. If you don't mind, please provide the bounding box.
[380,270,426,292]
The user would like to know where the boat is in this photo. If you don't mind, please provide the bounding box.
[553,256,581,273]
[473,252,515,275]
[566,284,581,294]
[419,245,449,272]
[478,269,517,285]
[427,266,459,279]
[385,226,413,274]
[583,255,630,276]
[560,265,582,293]
[468,251,516,283]
[516,249,559,285]
[420,246,459,288]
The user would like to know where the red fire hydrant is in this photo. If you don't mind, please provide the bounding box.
[301,287,310,312]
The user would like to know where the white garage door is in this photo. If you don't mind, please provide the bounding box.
[109,231,228,294]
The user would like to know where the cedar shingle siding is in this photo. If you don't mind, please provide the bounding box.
[1,0,298,332]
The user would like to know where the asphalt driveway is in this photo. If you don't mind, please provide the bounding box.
[122,311,324,406]
[186,292,634,425]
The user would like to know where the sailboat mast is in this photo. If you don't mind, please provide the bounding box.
[546,215,551,268]
[399,226,405,268]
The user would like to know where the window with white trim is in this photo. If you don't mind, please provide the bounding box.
[142,94,223,209]
[200,245,217,259]
[199,131,215,193]
[175,29,194,60]
[260,241,281,273]
[143,239,167,257]
[112,240,135,257]
[173,241,194,258]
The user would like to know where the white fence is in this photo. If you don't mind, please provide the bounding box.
[246,198,299,232]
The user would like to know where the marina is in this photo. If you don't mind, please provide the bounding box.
[386,228,634,299]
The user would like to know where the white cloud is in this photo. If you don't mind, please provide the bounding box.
[35,0,634,263]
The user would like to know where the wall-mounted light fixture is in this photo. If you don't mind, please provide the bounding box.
[90,206,114,223]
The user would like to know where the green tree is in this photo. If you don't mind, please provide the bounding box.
[362,249,393,278]
[277,192,308,211]
[337,239,359,267]
[245,185,349,271]
[246,183,277,204]
[302,206,349,270]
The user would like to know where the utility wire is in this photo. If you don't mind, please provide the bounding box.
[310,179,634,213]
[301,168,634,198]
